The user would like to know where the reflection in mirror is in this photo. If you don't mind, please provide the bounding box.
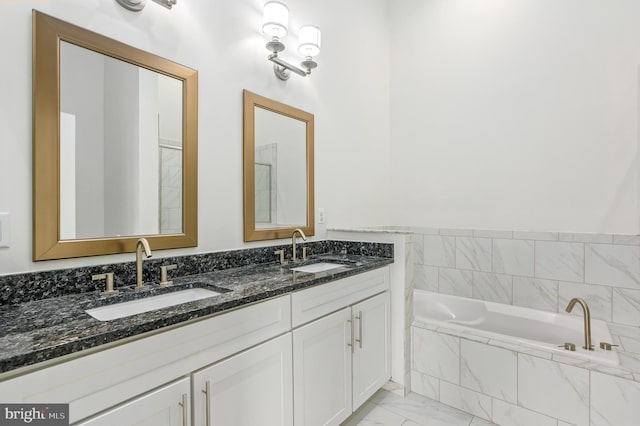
[255,162,273,224]
[33,11,198,260]
[254,107,307,228]
[243,90,314,241]
[59,41,184,240]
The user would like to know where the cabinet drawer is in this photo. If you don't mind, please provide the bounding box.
[291,268,389,328]
[76,377,190,426]
[0,295,290,423]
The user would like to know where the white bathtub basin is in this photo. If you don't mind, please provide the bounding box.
[413,290,620,367]
[290,262,344,273]
[85,288,222,321]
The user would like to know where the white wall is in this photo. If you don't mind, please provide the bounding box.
[14,0,634,275]
[389,0,640,234]
[0,0,391,274]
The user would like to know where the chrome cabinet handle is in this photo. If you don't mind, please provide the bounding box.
[347,319,354,353]
[179,393,188,426]
[202,380,211,426]
[355,311,363,348]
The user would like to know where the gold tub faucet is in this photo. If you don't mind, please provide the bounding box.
[565,297,593,351]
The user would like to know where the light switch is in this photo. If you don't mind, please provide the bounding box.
[0,213,10,248]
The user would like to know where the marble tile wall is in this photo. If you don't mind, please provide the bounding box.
[412,227,640,365]
[411,326,640,425]
[414,229,640,316]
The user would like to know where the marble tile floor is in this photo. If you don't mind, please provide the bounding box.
[341,390,495,426]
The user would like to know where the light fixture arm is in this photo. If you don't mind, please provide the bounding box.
[268,52,311,79]
[265,40,317,81]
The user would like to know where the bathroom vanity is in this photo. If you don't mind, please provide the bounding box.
[14,12,394,425]
[0,254,392,426]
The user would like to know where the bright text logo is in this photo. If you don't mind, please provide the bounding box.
[0,404,68,426]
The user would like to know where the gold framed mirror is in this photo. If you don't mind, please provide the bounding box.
[243,90,314,241]
[33,11,198,260]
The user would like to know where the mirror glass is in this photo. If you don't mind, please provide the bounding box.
[59,41,184,239]
[254,106,307,229]
[33,11,198,260]
[243,90,314,241]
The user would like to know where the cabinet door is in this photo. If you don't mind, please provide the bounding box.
[293,307,353,426]
[193,333,293,426]
[352,292,391,409]
[76,377,190,426]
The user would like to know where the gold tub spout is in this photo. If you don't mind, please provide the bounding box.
[565,298,593,350]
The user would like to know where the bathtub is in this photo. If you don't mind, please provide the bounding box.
[413,290,619,367]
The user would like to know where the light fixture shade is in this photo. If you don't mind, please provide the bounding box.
[262,1,289,39]
[298,25,321,57]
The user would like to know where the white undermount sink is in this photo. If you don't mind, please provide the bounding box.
[290,262,345,274]
[85,288,222,321]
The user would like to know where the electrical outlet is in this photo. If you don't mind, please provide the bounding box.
[318,208,325,224]
[0,213,9,248]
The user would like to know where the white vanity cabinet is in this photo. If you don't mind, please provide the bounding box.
[291,269,391,426]
[192,333,293,426]
[76,378,190,426]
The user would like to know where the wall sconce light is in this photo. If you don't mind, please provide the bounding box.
[262,1,321,80]
[115,0,177,12]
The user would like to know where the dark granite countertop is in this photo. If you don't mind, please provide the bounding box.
[0,254,392,375]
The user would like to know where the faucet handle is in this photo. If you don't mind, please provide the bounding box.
[160,264,178,286]
[558,342,576,351]
[93,272,118,296]
[599,342,619,351]
[274,250,287,266]
[302,246,307,260]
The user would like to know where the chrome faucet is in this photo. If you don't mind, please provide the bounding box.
[291,228,307,262]
[565,297,593,350]
[135,238,152,289]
